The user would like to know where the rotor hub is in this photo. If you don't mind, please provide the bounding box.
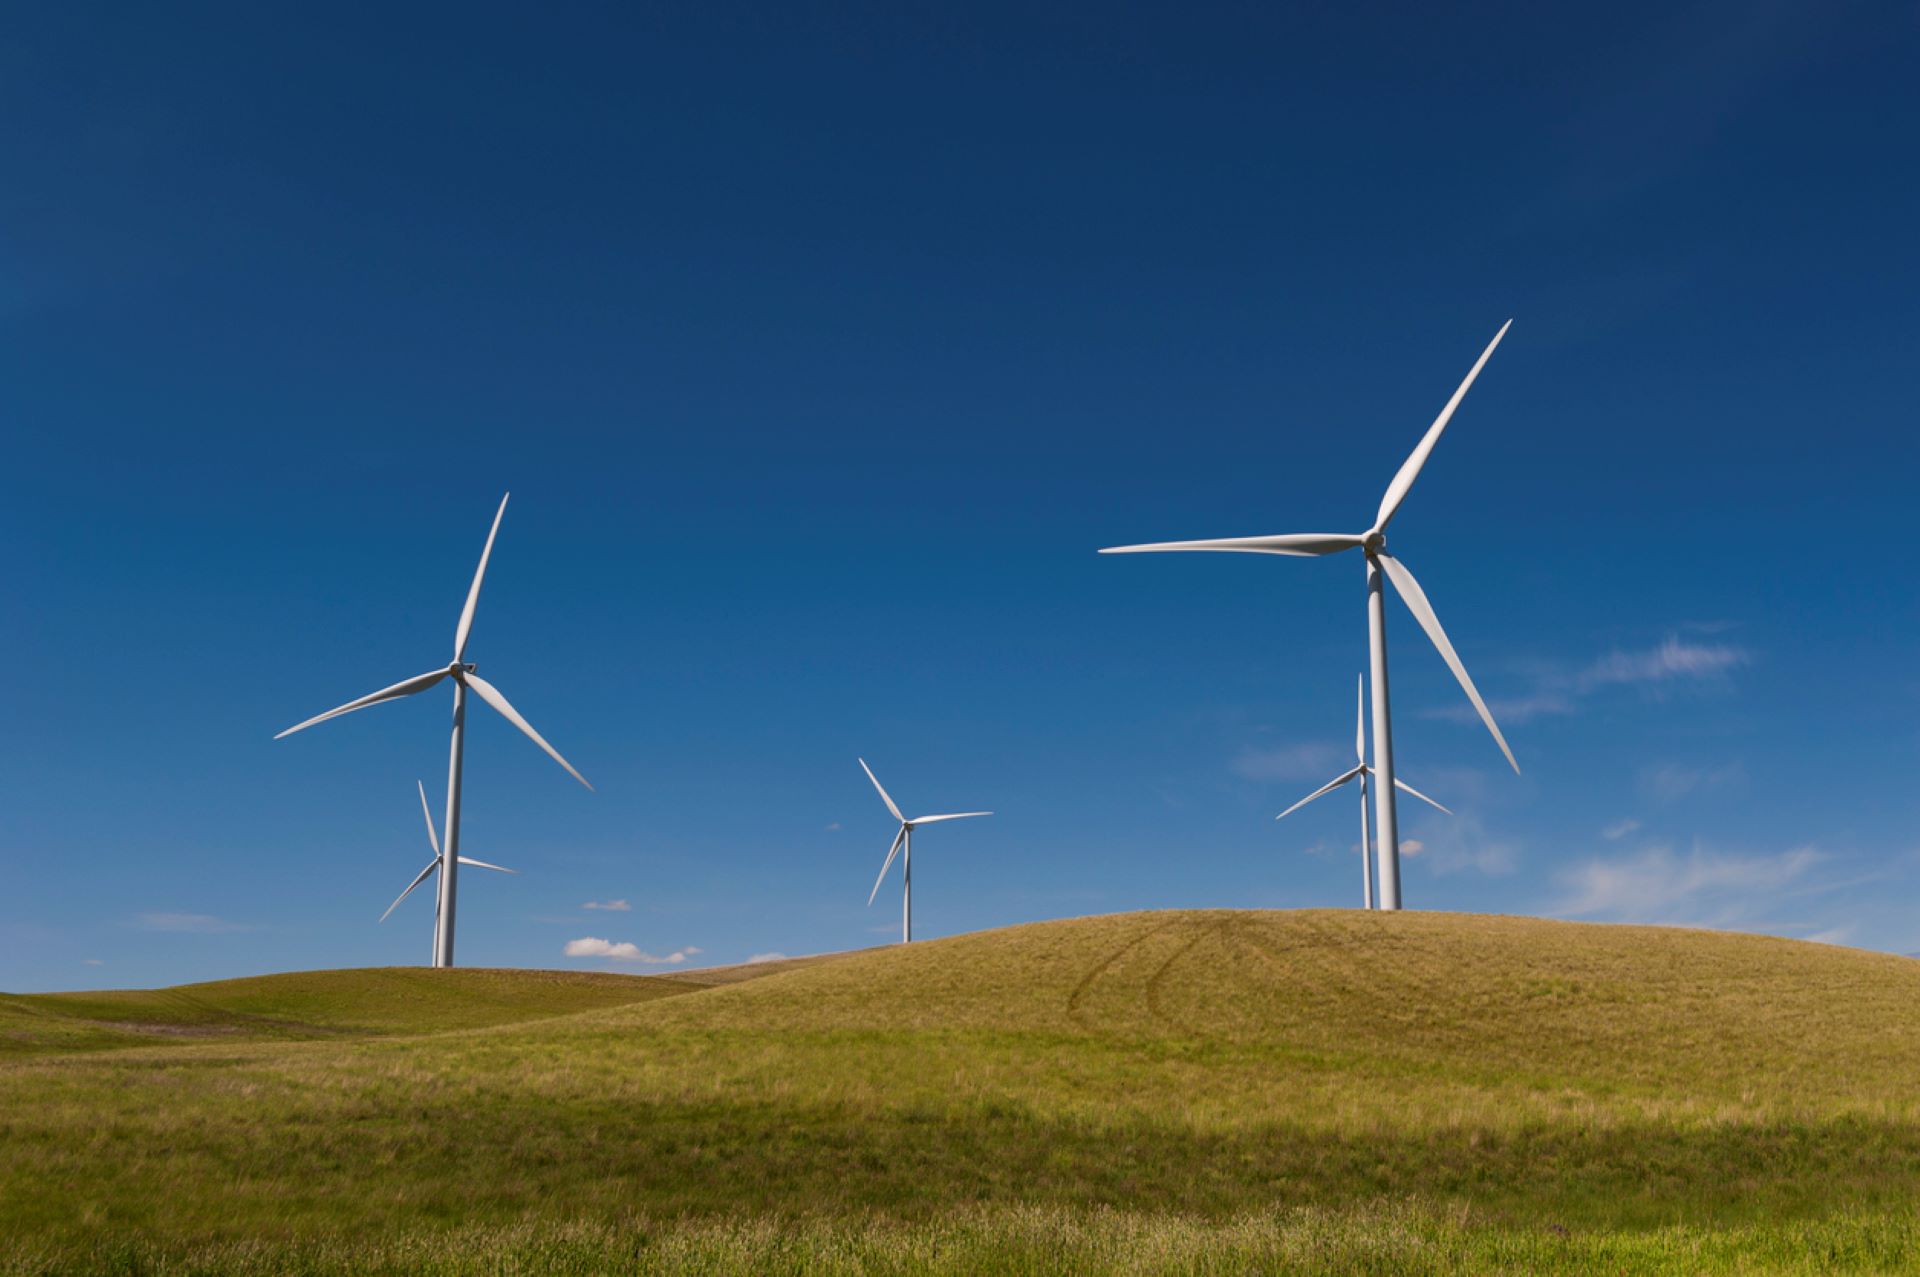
[1363,530,1386,555]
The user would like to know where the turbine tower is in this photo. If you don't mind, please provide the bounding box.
[1274,676,1451,909]
[276,494,591,967]
[1101,322,1518,911]
[382,780,516,958]
[859,758,990,943]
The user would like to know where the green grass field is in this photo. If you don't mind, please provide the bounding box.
[5,910,1919,1273]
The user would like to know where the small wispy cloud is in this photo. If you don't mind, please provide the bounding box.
[1601,818,1641,841]
[1641,761,1746,804]
[582,899,631,912]
[1804,927,1854,947]
[746,952,790,965]
[564,937,702,964]
[1427,634,1751,726]
[1553,843,1823,925]
[137,913,256,934]
[1400,839,1426,854]
[824,821,842,832]
[1406,812,1519,877]
[82,958,104,967]
[1576,636,1749,691]
[1233,742,1344,783]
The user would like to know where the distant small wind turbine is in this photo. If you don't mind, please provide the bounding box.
[859,758,990,944]
[276,494,590,968]
[1101,322,1518,911]
[382,781,516,958]
[1275,676,1451,909]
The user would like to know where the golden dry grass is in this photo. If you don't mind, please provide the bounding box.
[6,910,1919,1273]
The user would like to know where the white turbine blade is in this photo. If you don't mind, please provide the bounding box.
[457,856,516,874]
[867,826,907,906]
[1099,532,1364,557]
[1392,777,1453,816]
[380,860,439,923]
[462,673,594,790]
[1275,765,1364,821]
[906,811,992,825]
[275,668,449,739]
[1354,672,1366,765]
[858,758,904,823]
[416,780,441,856]
[1374,320,1511,531]
[1375,552,1520,774]
[454,493,509,662]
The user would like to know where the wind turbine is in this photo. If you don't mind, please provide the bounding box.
[1275,676,1451,909]
[382,780,516,958]
[276,493,591,967]
[1101,322,1518,911]
[859,758,990,943]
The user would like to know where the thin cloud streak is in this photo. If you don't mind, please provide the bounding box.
[1427,635,1751,726]
[1552,842,1823,927]
[136,913,257,934]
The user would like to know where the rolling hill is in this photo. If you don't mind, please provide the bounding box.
[5,910,1919,1274]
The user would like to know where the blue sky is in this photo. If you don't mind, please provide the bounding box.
[3,2,1917,990]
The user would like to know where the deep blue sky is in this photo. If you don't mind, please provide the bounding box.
[4,2,1916,990]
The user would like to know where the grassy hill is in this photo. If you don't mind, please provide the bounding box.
[5,910,1920,1273]
[0,967,689,1054]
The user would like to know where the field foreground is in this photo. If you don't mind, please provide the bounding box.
[5,909,1920,1274]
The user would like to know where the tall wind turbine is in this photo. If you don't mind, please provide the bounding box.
[382,780,516,959]
[276,494,591,967]
[859,758,990,943]
[1101,322,1518,911]
[1275,676,1451,909]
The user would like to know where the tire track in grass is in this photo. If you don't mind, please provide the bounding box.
[1065,917,1180,1028]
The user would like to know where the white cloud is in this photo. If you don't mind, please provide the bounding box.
[1400,839,1426,855]
[582,899,631,912]
[1408,813,1519,877]
[1804,927,1854,947]
[1601,818,1641,841]
[1426,635,1751,727]
[1232,742,1344,783]
[82,958,104,967]
[1553,843,1823,925]
[1641,761,1746,803]
[137,913,255,934]
[824,822,842,832]
[1577,636,1749,691]
[746,952,790,964]
[564,937,702,964]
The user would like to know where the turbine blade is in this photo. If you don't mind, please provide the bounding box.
[454,493,509,662]
[416,780,440,856]
[1374,320,1511,530]
[1275,765,1364,821]
[462,672,593,790]
[457,856,516,874]
[1355,672,1366,765]
[1099,533,1365,557]
[867,826,907,906]
[858,758,904,823]
[1375,552,1520,774]
[1392,777,1453,815]
[275,668,449,739]
[380,860,439,923]
[905,811,992,825]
